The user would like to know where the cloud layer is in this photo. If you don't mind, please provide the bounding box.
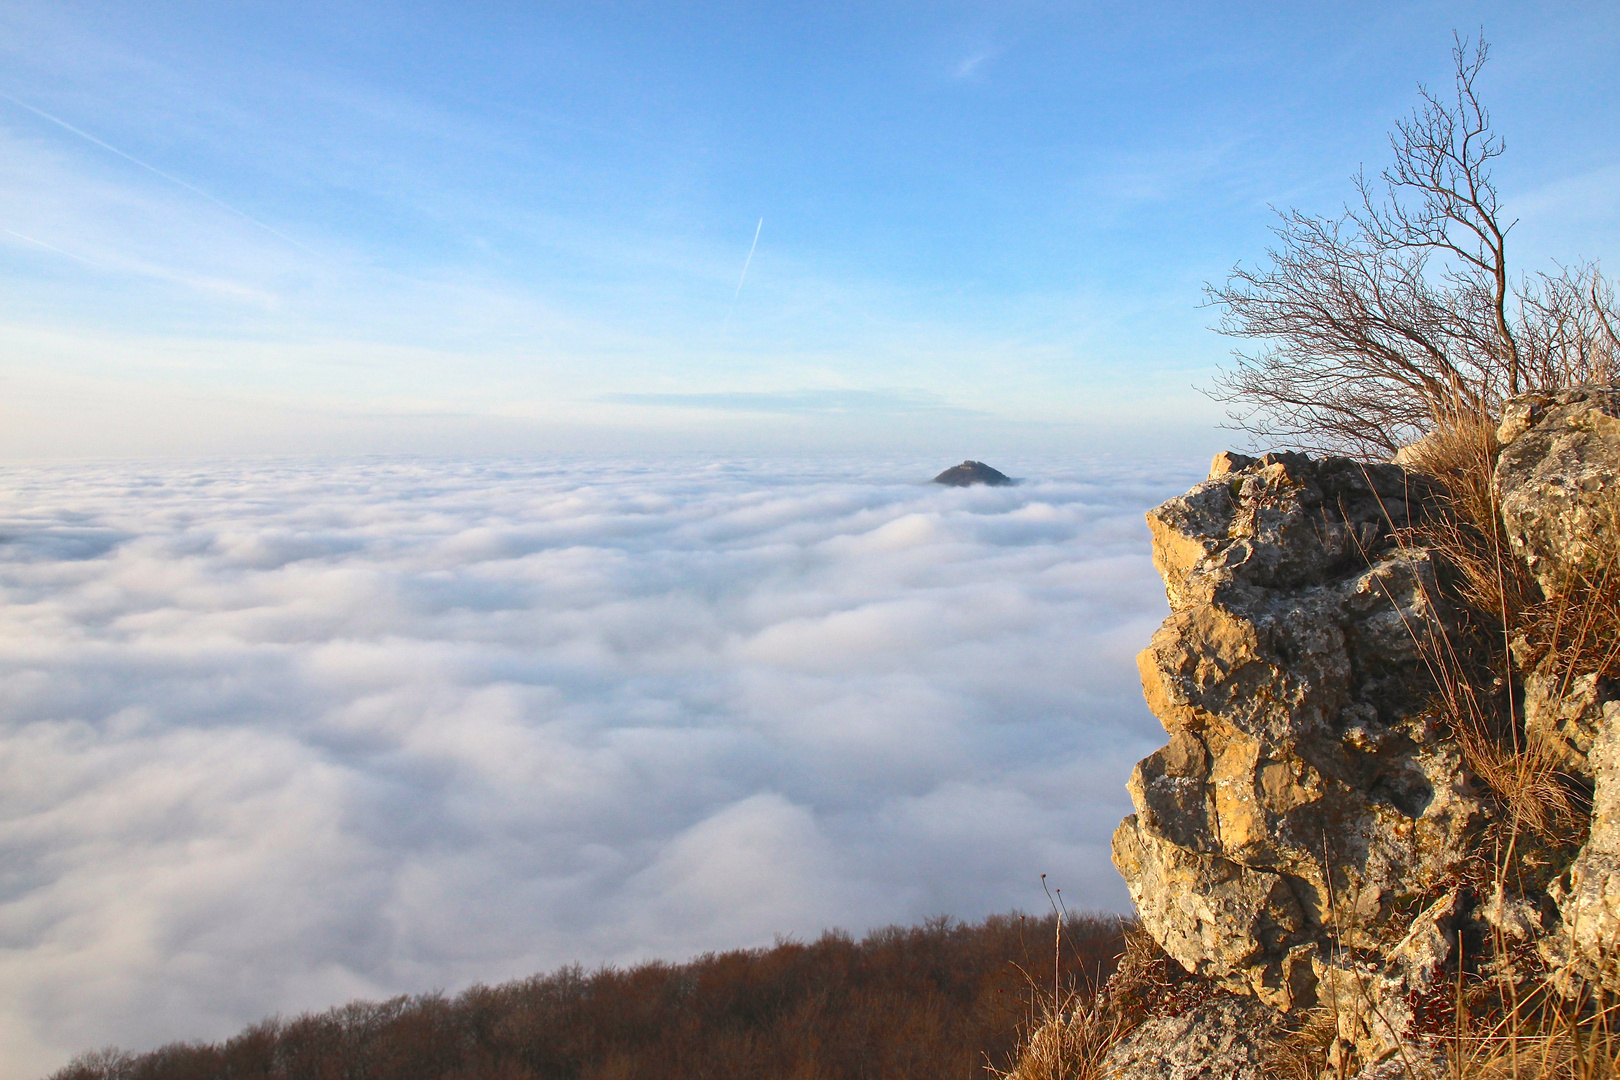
[0,455,1197,1077]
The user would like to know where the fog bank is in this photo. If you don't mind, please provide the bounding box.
[0,455,1198,1077]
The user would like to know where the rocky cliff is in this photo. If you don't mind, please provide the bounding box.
[1106,388,1620,1079]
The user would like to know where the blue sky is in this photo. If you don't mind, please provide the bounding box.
[0,1,1616,458]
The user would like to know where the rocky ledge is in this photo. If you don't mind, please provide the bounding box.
[1109,388,1620,1077]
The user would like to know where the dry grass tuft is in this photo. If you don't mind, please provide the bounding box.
[1099,922,1199,1025]
[1395,404,1592,850]
[1364,401,1620,1078]
[1263,1008,1342,1080]
[991,990,1129,1080]
[1446,977,1620,1080]
[991,923,1194,1080]
[1257,984,1620,1080]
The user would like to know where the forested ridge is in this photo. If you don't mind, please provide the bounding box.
[56,912,1127,1080]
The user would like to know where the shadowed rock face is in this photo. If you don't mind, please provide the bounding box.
[932,461,1012,487]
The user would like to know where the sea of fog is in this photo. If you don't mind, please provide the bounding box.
[0,454,1203,1077]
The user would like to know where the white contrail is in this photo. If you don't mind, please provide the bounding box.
[2,226,102,267]
[1,94,316,253]
[732,217,763,303]
[721,217,763,334]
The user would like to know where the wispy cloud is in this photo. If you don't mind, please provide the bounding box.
[0,122,308,310]
[597,388,986,416]
[953,50,997,79]
[1506,162,1620,264]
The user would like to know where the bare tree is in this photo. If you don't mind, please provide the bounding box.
[1207,36,1619,457]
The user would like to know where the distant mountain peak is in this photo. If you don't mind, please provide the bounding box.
[932,461,1013,487]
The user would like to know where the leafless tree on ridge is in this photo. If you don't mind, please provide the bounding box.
[1206,35,1620,458]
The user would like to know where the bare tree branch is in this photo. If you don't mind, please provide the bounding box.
[1205,35,1614,457]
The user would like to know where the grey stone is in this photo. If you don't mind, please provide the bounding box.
[1554,702,1620,988]
[1315,892,1456,1066]
[1495,386,1620,599]
[1100,993,1284,1080]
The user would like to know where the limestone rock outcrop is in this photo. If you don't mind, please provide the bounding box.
[1114,451,1483,1011]
[1314,890,1458,1068]
[1497,388,1620,781]
[1103,389,1620,1079]
[1554,715,1620,989]
[1497,387,1620,600]
[1495,388,1620,990]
